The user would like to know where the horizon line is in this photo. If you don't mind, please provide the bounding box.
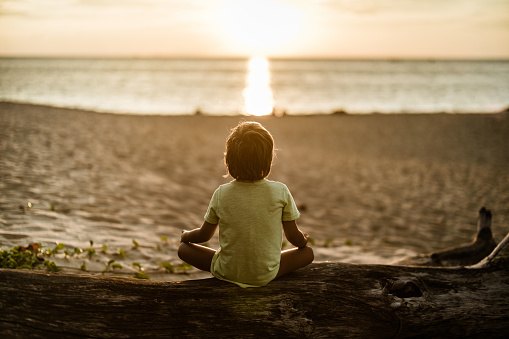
[1,54,509,61]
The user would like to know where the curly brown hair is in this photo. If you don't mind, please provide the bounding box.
[224,121,274,181]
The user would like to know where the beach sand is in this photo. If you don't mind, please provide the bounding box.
[1,102,508,281]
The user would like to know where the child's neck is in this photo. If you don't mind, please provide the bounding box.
[235,178,265,183]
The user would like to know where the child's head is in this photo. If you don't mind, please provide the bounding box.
[225,121,274,181]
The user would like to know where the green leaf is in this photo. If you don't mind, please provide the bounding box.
[157,262,175,273]
[17,264,33,270]
[86,247,96,259]
[44,260,60,272]
[132,239,140,249]
[177,262,194,272]
[51,243,65,254]
[133,272,150,280]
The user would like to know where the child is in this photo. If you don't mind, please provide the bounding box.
[178,121,314,288]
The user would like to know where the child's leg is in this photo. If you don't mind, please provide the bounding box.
[178,242,216,272]
[276,246,314,278]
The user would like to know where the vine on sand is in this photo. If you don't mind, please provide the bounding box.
[0,237,194,280]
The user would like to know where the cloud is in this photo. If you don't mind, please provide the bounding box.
[0,0,225,22]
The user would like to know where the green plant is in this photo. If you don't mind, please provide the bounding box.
[117,248,126,258]
[177,262,194,272]
[1,247,40,269]
[102,259,123,275]
[3,238,193,278]
[44,260,60,272]
[133,272,150,280]
[132,262,150,280]
[86,247,96,259]
[51,243,65,255]
[158,262,175,273]
[132,239,140,249]
[82,240,96,259]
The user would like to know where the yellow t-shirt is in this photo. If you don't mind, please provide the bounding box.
[204,179,300,288]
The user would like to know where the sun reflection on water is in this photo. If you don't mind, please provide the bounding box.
[243,56,274,116]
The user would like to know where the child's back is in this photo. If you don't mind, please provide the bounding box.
[178,121,314,288]
[206,179,300,287]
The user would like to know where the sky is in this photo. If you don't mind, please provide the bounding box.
[0,0,508,59]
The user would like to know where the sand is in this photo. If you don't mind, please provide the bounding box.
[1,102,508,281]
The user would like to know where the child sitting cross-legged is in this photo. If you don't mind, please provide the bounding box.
[178,121,314,288]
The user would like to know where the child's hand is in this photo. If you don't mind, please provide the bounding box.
[300,232,310,248]
[180,230,189,243]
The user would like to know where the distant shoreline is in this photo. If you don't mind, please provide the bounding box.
[1,101,506,117]
[2,55,509,61]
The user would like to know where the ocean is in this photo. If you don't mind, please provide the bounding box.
[1,57,508,115]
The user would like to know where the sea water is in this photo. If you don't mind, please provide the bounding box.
[1,57,508,115]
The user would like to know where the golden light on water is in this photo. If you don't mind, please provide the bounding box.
[243,57,274,116]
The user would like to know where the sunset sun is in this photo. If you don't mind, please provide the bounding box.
[221,0,301,54]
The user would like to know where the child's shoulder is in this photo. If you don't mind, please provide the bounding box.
[262,180,292,194]
[264,179,287,187]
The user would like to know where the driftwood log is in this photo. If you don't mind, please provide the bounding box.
[393,207,498,267]
[1,213,509,338]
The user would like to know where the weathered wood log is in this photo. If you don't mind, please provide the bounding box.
[1,232,508,338]
[393,207,498,267]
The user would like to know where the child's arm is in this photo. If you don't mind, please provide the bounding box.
[181,221,218,244]
[282,220,310,248]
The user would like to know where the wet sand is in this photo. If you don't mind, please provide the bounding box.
[1,102,508,280]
